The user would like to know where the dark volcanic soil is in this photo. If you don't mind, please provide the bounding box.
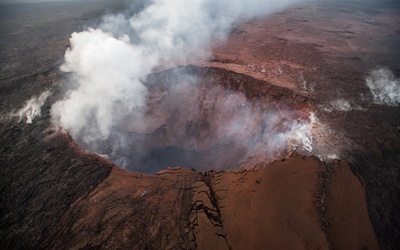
[1,0,399,249]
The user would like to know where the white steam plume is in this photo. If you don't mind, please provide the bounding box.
[323,98,363,112]
[51,0,305,145]
[13,91,51,124]
[366,68,400,106]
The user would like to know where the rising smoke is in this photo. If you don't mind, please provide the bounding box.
[323,98,364,112]
[366,68,400,107]
[9,90,51,124]
[51,0,313,172]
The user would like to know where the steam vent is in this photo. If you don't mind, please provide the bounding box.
[1,0,399,249]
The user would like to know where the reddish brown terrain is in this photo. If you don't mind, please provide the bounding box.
[1,0,399,249]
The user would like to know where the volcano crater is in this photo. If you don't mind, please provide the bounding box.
[76,66,313,173]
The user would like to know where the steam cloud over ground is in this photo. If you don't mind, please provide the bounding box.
[366,68,400,107]
[4,90,51,124]
[51,0,321,172]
